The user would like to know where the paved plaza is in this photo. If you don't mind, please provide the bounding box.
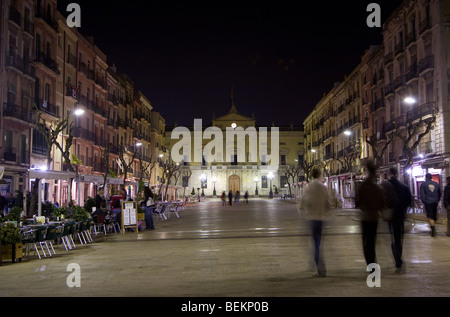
[1,199,449,300]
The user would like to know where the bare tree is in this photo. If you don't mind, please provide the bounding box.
[117,144,139,190]
[335,141,362,174]
[392,105,437,181]
[161,160,181,201]
[365,131,394,168]
[298,159,315,182]
[30,111,77,215]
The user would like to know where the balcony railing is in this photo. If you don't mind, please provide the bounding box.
[385,115,406,132]
[3,103,35,123]
[35,6,58,31]
[406,102,436,122]
[35,51,59,74]
[73,127,95,142]
[67,53,77,68]
[5,53,24,72]
[8,6,21,26]
[384,52,393,65]
[419,18,431,35]
[36,98,59,117]
[24,18,34,35]
[405,64,418,82]
[418,55,434,74]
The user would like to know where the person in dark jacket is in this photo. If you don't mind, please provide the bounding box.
[420,173,442,237]
[383,167,412,273]
[443,176,450,237]
[355,159,386,266]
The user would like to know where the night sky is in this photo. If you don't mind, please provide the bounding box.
[57,0,403,127]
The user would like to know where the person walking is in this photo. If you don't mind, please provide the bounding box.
[143,186,155,230]
[298,167,331,277]
[443,176,450,236]
[221,191,226,206]
[6,193,15,214]
[382,167,412,273]
[244,191,249,204]
[420,173,442,237]
[228,190,233,206]
[355,159,386,267]
[235,191,240,206]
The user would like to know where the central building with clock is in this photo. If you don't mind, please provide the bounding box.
[164,99,305,198]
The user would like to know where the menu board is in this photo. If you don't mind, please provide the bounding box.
[121,201,138,234]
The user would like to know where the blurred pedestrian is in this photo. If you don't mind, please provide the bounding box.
[298,167,331,277]
[355,159,385,267]
[6,193,15,213]
[443,176,450,236]
[221,191,226,206]
[244,191,249,204]
[143,186,155,230]
[235,191,240,206]
[0,194,6,216]
[382,167,412,273]
[420,173,442,237]
[228,190,233,206]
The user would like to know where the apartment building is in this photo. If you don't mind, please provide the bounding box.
[303,0,450,211]
[0,0,36,196]
[0,0,165,208]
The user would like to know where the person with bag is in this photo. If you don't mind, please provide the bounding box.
[143,187,155,230]
[355,159,386,267]
[383,167,412,273]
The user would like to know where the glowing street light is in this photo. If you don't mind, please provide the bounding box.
[404,97,417,105]
[268,172,274,199]
[254,177,259,195]
[344,130,352,136]
[74,108,85,116]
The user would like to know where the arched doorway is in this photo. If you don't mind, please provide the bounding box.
[228,175,240,195]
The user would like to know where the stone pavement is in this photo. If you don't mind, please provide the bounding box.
[1,198,449,302]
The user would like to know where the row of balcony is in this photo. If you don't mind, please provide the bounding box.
[2,147,29,165]
[8,6,34,35]
[35,51,59,74]
[2,103,35,124]
[5,53,36,78]
[35,5,58,32]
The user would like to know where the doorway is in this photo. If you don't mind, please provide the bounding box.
[229,175,240,195]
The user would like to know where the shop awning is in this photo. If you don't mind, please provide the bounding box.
[77,174,124,185]
[29,169,76,181]
[421,155,449,169]
[0,166,6,184]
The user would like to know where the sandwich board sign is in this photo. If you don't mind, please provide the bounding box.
[121,201,138,234]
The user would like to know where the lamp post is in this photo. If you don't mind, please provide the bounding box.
[200,173,206,197]
[212,176,217,196]
[254,177,259,196]
[268,172,274,199]
[73,108,84,207]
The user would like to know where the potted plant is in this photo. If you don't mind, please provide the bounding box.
[71,205,90,222]
[0,223,23,263]
[4,206,23,224]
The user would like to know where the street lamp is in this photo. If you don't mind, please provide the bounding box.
[212,176,217,196]
[344,130,352,136]
[73,108,84,207]
[268,172,274,199]
[200,173,206,196]
[254,177,259,196]
[404,96,417,105]
[74,108,85,116]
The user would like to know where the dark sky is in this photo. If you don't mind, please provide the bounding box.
[57,0,403,127]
